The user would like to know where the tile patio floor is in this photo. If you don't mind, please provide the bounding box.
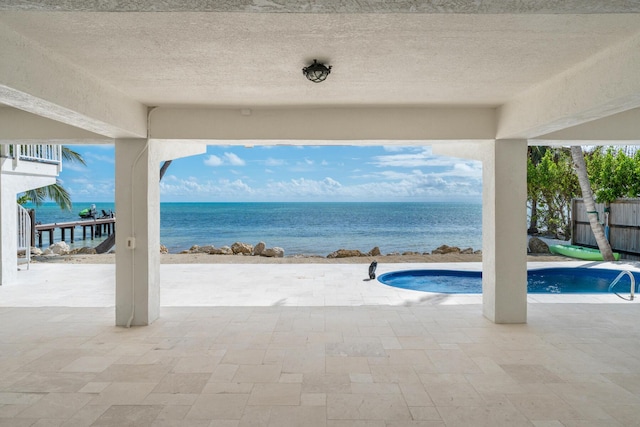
[1,261,640,426]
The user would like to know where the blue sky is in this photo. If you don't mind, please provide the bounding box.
[60,145,482,203]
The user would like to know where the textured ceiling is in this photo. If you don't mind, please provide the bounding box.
[2,0,640,13]
[1,5,640,109]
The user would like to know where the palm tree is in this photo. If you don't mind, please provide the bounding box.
[18,146,86,210]
[570,146,615,261]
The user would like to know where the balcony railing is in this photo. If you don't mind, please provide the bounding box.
[1,144,63,173]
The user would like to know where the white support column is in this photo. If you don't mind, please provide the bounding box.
[0,162,55,285]
[433,140,527,323]
[115,139,156,327]
[482,140,528,323]
[115,139,205,327]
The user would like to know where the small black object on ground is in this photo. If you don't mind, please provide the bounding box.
[368,260,377,280]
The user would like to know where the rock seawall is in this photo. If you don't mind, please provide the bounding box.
[29,241,483,259]
[181,241,285,258]
[178,243,480,258]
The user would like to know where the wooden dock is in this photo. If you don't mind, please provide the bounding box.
[34,217,116,247]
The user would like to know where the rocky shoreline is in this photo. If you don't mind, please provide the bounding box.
[23,237,573,265]
[28,240,483,259]
[175,242,482,259]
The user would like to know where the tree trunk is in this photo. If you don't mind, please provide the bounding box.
[159,160,173,180]
[528,198,539,234]
[570,146,615,261]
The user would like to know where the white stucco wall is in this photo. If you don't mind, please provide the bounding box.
[0,158,56,285]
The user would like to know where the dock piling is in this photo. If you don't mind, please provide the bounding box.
[34,218,116,248]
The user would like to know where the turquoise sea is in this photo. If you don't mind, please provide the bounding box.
[25,202,483,255]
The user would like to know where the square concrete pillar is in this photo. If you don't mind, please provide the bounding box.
[115,139,160,326]
[482,140,527,323]
[115,139,206,327]
[433,140,528,323]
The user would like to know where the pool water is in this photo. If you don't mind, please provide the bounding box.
[378,268,640,294]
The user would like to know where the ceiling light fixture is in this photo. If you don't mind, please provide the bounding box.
[302,59,332,83]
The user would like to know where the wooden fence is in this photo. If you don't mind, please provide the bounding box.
[572,198,640,260]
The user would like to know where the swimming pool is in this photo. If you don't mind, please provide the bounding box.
[377,267,640,294]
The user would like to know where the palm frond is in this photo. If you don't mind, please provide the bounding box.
[21,189,45,205]
[42,182,73,210]
[22,182,72,211]
[61,146,87,166]
[18,146,82,211]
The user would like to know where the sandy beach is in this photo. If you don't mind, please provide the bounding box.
[31,252,569,264]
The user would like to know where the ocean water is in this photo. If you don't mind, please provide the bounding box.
[25,202,483,255]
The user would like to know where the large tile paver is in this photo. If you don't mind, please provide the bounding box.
[0,262,639,425]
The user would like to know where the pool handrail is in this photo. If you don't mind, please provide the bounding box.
[608,270,637,300]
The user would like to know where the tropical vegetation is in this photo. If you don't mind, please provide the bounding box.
[528,146,640,242]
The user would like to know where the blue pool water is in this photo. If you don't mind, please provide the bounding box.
[378,268,640,294]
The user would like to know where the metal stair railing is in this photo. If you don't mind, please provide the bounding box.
[17,204,31,269]
[608,270,637,301]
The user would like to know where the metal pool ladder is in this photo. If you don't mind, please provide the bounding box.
[608,271,637,301]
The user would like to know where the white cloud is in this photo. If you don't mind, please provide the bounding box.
[371,171,479,198]
[84,152,115,164]
[264,175,437,200]
[290,158,317,172]
[68,178,114,200]
[382,145,422,153]
[157,167,482,201]
[159,176,255,200]
[347,166,482,200]
[224,152,245,166]
[323,177,342,188]
[371,152,453,168]
[63,163,88,172]
[445,162,482,178]
[376,170,419,180]
[204,155,223,166]
[265,158,286,167]
[204,152,246,167]
[370,148,481,174]
[160,146,482,202]
[220,178,253,193]
[266,177,344,198]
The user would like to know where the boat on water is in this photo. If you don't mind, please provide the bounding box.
[549,244,621,261]
[78,204,96,219]
[79,204,114,219]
